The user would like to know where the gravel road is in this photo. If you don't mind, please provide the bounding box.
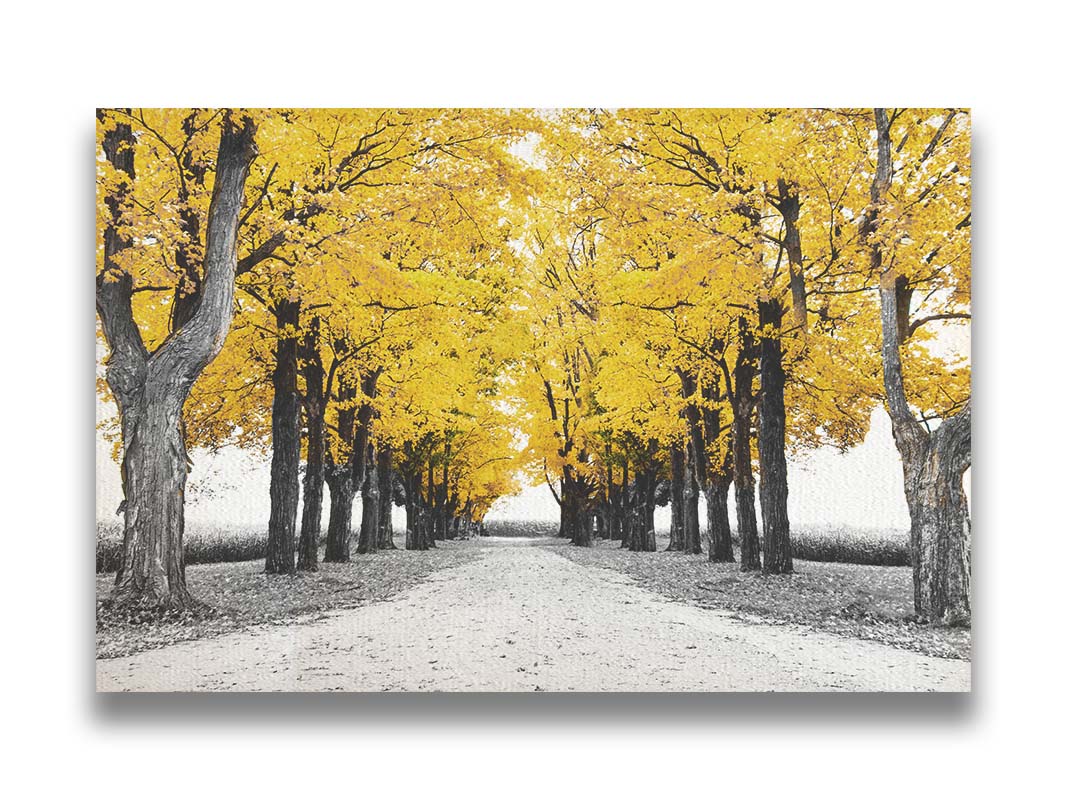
[97,540,969,692]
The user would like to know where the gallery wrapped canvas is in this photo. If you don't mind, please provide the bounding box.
[96,108,970,691]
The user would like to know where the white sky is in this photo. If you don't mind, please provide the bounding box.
[97,403,969,531]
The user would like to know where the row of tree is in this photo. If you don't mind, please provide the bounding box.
[97,109,532,609]
[97,108,970,626]
[514,109,970,624]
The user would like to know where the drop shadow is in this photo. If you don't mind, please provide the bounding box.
[91,687,973,729]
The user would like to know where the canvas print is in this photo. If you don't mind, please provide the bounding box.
[95,108,971,692]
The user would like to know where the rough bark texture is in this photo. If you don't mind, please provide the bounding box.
[562,467,593,547]
[869,109,971,626]
[376,445,396,549]
[678,368,732,562]
[667,446,686,551]
[731,319,761,571]
[706,478,732,561]
[757,298,793,575]
[297,318,325,571]
[628,464,657,552]
[98,111,256,610]
[323,368,378,562]
[403,446,431,550]
[324,469,355,563]
[324,379,357,563]
[356,445,380,555]
[682,448,702,554]
[265,298,301,575]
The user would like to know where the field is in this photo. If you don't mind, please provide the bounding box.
[483,519,911,565]
[96,521,267,573]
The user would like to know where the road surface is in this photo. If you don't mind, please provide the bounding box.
[97,540,969,691]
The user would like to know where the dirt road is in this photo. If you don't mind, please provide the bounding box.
[97,540,969,691]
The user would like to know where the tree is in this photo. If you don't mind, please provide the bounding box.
[96,109,257,610]
[865,108,971,625]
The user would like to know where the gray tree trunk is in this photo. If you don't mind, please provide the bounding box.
[356,444,380,554]
[757,298,792,574]
[377,445,396,549]
[266,298,300,575]
[667,445,686,551]
[297,317,325,571]
[869,109,971,625]
[98,110,257,610]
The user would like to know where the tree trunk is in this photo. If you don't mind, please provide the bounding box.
[628,466,657,552]
[667,445,686,551]
[356,444,380,554]
[682,449,702,554]
[909,410,971,625]
[265,298,301,575]
[324,469,354,562]
[297,317,325,572]
[562,467,593,547]
[112,391,194,609]
[706,476,733,562]
[757,298,792,574]
[678,367,730,560]
[404,466,431,551]
[98,111,256,610]
[377,445,396,549]
[869,108,971,625]
[732,319,761,571]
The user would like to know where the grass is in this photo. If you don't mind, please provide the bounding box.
[99,519,911,568]
[790,524,910,566]
[96,521,268,573]
[546,532,969,661]
[96,536,486,659]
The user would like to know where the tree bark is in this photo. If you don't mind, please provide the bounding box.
[732,318,761,571]
[757,298,793,574]
[265,298,301,575]
[98,110,256,610]
[323,379,356,563]
[403,452,431,550]
[667,445,686,551]
[628,464,657,552]
[682,447,702,554]
[377,445,396,549]
[324,468,354,563]
[356,444,380,554]
[706,476,733,561]
[678,367,732,561]
[297,317,325,571]
[868,108,971,625]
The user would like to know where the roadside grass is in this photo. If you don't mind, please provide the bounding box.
[547,533,969,661]
[790,525,909,566]
[99,519,910,568]
[96,522,268,573]
[96,537,484,659]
